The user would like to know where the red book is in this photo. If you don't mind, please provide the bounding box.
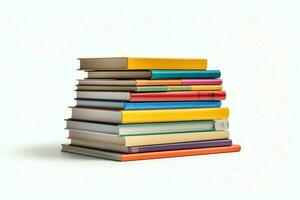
[131,91,226,102]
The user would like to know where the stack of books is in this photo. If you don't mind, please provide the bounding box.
[62,57,241,161]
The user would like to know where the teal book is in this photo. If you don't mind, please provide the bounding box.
[151,70,221,79]
[87,70,221,80]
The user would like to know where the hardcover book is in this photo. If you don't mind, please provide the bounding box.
[76,91,226,101]
[75,100,221,109]
[87,70,220,79]
[76,85,222,92]
[68,129,230,146]
[70,107,230,124]
[61,144,241,161]
[70,139,233,153]
[66,120,229,135]
[79,57,207,70]
[78,78,222,86]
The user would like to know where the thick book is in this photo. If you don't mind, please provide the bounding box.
[68,129,230,146]
[76,91,226,101]
[75,100,221,110]
[70,139,233,153]
[87,70,220,79]
[78,78,222,86]
[79,57,207,70]
[61,144,241,161]
[76,85,222,92]
[66,120,229,135]
[71,107,229,124]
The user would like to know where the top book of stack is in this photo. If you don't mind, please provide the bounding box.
[78,57,207,70]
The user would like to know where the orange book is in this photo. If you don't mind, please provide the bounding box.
[136,80,181,86]
[62,144,241,161]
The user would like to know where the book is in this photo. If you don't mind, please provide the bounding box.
[71,107,229,124]
[76,91,226,101]
[68,129,230,146]
[87,70,220,79]
[75,100,222,110]
[65,120,229,135]
[61,144,241,161]
[76,85,222,92]
[70,139,233,153]
[78,78,223,86]
[79,57,207,70]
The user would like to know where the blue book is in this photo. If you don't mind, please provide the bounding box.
[76,99,221,110]
[150,70,221,79]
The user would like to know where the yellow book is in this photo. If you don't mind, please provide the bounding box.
[68,129,230,146]
[71,107,229,124]
[190,85,222,91]
[78,57,207,70]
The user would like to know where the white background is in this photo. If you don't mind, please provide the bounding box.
[1,0,299,199]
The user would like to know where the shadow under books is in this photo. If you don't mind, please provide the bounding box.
[17,144,102,161]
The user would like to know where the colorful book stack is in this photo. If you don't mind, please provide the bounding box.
[62,57,241,161]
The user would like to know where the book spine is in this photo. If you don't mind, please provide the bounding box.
[214,120,229,130]
[135,79,222,86]
[121,107,229,124]
[136,80,182,86]
[127,58,207,70]
[125,131,229,146]
[150,70,221,79]
[182,79,223,85]
[137,86,169,92]
[130,91,226,102]
[123,101,221,110]
[121,145,241,161]
[167,86,192,91]
[132,139,233,153]
[191,85,222,91]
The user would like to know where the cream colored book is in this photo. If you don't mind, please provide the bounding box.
[68,129,230,146]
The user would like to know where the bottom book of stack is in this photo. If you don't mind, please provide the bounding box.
[62,120,241,161]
